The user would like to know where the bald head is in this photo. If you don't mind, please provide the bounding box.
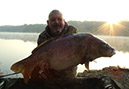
[47,10,65,36]
[48,10,63,20]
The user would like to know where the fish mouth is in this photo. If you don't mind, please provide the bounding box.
[109,49,116,57]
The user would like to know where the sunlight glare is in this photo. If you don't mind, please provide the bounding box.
[107,19,118,25]
[95,19,121,36]
[106,19,120,35]
[77,51,129,72]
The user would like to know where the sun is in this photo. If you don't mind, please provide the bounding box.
[95,19,121,36]
[105,19,120,35]
[107,19,118,25]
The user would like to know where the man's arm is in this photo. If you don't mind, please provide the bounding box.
[37,31,51,45]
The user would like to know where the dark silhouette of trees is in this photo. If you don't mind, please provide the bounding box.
[0,21,129,36]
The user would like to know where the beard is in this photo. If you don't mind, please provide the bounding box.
[52,24,63,35]
[53,28,62,33]
[52,28,63,36]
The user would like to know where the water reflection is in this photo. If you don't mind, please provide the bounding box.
[0,39,36,77]
[0,32,129,78]
[98,35,129,52]
[78,51,129,72]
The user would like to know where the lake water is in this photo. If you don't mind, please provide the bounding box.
[0,32,129,78]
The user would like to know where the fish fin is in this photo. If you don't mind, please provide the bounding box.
[32,38,53,53]
[11,56,32,84]
[12,64,30,84]
[93,60,97,63]
[85,62,89,71]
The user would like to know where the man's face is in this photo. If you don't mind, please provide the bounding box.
[47,12,65,35]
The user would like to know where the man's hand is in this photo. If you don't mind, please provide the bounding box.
[38,60,52,74]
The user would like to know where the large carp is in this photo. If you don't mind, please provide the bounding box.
[11,33,115,83]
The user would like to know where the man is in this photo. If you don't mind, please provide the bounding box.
[31,10,78,79]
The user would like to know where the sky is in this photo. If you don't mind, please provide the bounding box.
[0,0,129,26]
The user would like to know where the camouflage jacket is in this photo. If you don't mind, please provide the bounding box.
[37,23,78,45]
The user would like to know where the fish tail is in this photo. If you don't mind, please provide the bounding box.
[22,68,30,84]
[11,59,26,73]
[11,56,31,84]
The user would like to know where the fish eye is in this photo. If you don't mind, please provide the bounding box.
[102,44,108,47]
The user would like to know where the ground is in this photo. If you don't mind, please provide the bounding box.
[77,66,129,89]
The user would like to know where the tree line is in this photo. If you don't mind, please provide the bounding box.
[0,21,129,36]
